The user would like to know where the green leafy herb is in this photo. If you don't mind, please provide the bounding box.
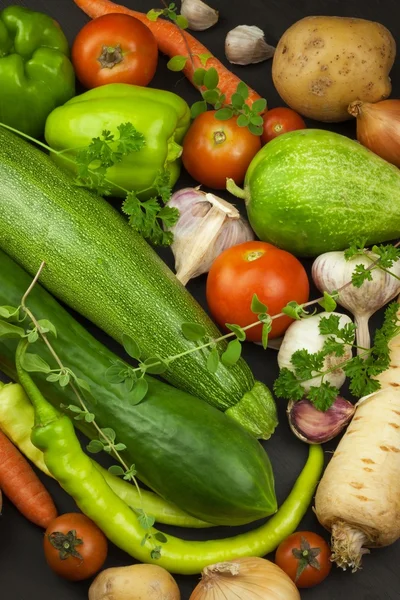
[130,377,149,405]
[87,439,104,454]
[167,55,188,71]
[0,319,25,339]
[181,322,207,341]
[282,301,312,320]
[20,352,51,373]
[141,357,169,375]
[226,323,246,342]
[206,347,220,373]
[108,465,125,476]
[262,321,272,350]
[251,294,267,314]
[221,339,242,366]
[122,334,142,360]
[0,305,20,319]
[318,291,338,312]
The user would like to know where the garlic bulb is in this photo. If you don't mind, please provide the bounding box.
[278,312,354,392]
[167,188,254,285]
[225,25,275,66]
[181,0,218,31]
[287,396,355,444]
[190,557,300,600]
[312,251,400,352]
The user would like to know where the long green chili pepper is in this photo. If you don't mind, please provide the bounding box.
[16,340,324,575]
[0,379,211,529]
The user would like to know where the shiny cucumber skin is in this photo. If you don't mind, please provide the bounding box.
[0,126,254,413]
[245,129,400,257]
[0,249,276,525]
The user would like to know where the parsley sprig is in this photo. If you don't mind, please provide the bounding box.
[344,239,400,287]
[74,124,178,247]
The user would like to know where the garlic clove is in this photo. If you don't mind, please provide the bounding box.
[225,25,275,66]
[181,0,218,31]
[287,397,355,444]
[167,188,254,285]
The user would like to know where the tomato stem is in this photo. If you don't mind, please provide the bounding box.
[214,131,226,145]
[98,44,123,69]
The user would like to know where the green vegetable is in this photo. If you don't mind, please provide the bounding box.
[0,5,75,137]
[228,129,400,257]
[15,348,324,575]
[0,249,276,526]
[0,125,276,439]
[45,83,191,197]
[0,380,210,529]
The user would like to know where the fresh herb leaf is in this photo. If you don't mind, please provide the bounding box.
[344,239,367,260]
[181,322,207,341]
[273,368,304,401]
[151,546,162,559]
[176,14,188,28]
[75,377,91,393]
[154,532,168,543]
[318,291,338,313]
[87,440,104,454]
[251,294,267,314]
[251,98,267,114]
[122,334,141,360]
[371,243,400,269]
[206,347,219,373]
[137,509,156,530]
[0,319,25,339]
[203,67,219,90]
[59,372,70,387]
[282,301,308,320]
[290,348,325,380]
[108,465,125,476]
[215,107,234,120]
[225,323,246,341]
[191,100,208,119]
[0,305,19,319]
[236,114,250,127]
[141,357,169,375]
[46,373,61,383]
[262,321,272,350]
[167,55,188,71]
[221,339,242,366]
[20,352,51,373]
[352,263,374,288]
[124,464,137,480]
[27,329,39,343]
[307,381,338,411]
[114,443,127,452]
[197,53,213,66]
[130,377,149,404]
[146,8,164,20]
[85,412,95,423]
[237,82,249,100]
[193,68,207,86]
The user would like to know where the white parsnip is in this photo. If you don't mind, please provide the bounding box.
[314,301,400,571]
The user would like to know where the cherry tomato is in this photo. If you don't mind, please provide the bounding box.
[71,13,158,89]
[182,111,261,189]
[43,513,108,581]
[206,241,309,342]
[261,107,306,144]
[275,531,332,588]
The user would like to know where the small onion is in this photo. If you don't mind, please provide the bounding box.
[348,99,400,168]
[190,557,300,600]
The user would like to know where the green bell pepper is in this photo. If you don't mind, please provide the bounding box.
[45,83,191,196]
[0,5,75,138]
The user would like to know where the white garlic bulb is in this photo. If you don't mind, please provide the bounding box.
[225,25,275,65]
[181,0,218,31]
[167,187,254,285]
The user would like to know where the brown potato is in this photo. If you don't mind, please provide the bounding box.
[272,16,396,122]
[88,564,181,600]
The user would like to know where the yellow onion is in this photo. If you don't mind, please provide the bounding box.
[189,557,300,600]
[348,99,400,168]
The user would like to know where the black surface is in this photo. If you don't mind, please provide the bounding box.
[1,0,400,598]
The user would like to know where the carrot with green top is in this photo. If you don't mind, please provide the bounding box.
[72,0,262,106]
[0,384,57,528]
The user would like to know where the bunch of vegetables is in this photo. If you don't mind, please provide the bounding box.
[1,0,400,599]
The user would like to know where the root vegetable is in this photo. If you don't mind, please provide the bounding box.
[272,16,396,122]
[314,301,400,571]
[89,564,181,600]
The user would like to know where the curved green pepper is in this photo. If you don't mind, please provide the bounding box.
[17,339,324,575]
[45,83,191,196]
[0,5,75,137]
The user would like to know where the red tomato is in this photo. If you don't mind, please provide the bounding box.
[43,513,108,581]
[182,111,261,189]
[71,13,158,89]
[206,241,309,342]
[275,531,332,588]
[261,107,306,144]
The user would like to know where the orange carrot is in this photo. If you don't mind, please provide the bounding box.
[0,430,57,528]
[73,0,262,106]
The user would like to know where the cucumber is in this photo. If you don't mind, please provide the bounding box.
[0,249,277,525]
[229,129,400,257]
[0,125,276,439]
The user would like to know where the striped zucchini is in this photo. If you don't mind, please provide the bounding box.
[0,126,276,438]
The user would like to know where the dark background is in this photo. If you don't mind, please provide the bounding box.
[1,0,400,598]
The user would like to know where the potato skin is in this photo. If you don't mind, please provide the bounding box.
[272,16,396,122]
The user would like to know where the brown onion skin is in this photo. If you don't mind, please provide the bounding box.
[348,99,400,168]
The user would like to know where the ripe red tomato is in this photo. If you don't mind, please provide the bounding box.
[206,241,309,342]
[275,531,332,588]
[261,107,306,144]
[182,111,261,189]
[43,513,108,581]
[71,13,158,89]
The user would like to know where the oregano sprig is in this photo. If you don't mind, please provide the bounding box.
[0,262,161,557]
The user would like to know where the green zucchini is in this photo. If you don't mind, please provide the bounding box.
[0,125,276,439]
[229,129,400,257]
[0,248,277,526]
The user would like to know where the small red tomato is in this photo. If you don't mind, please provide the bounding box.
[261,107,306,144]
[275,531,332,588]
[206,241,309,342]
[71,13,158,89]
[182,111,261,189]
[43,513,108,581]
